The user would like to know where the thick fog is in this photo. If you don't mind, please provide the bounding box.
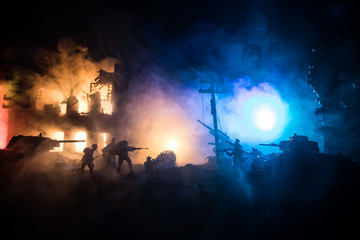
[0,8,327,165]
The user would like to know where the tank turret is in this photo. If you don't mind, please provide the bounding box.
[260,133,320,153]
[5,135,85,155]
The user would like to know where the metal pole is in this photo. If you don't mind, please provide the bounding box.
[210,81,220,164]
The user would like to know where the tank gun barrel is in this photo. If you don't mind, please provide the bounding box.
[215,148,233,152]
[259,143,280,147]
[56,140,85,143]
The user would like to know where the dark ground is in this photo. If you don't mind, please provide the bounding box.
[1,151,360,239]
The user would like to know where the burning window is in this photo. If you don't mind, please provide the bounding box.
[75,132,86,152]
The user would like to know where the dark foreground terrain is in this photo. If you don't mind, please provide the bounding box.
[1,151,360,239]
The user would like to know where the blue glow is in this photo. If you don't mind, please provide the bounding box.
[253,105,277,130]
[220,83,289,144]
[243,93,288,139]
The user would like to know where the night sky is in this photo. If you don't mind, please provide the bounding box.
[2,0,358,86]
[2,0,359,58]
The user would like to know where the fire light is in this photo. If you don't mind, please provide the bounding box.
[76,92,88,113]
[103,132,107,147]
[167,140,178,151]
[50,132,64,152]
[99,85,113,114]
[75,132,86,152]
[60,102,67,115]
[0,84,8,149]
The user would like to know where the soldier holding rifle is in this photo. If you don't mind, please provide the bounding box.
[116,140,148,176]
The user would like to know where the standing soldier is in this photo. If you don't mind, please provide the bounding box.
[250,147,264,174]
[80,144,98,174]
[226,139,245,178]
[101,138,118,168]
[116,140,134,176]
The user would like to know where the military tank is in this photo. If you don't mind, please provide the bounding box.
[257,134,321,179]
[260,133,319,153]
[1,135,85,160]
[257,133,355,180]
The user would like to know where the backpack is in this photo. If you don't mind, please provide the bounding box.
[83,147,92,154]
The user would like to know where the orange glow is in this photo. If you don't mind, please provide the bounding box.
[76,91,89,113]
[0,83,8,149]
[126,94,208,166]
[103,133,106,147]
[134,127,192,166]
[60,104,67,115]
[99,85,113,114]
[167,140,178,151]
[35,88,44,111]
[95,132,108,150]
[103,133,107,147]
[75,132,86,152]
[49,132,64,152]
[38,84,112,115]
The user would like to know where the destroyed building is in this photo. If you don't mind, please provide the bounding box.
[0,44,130,154]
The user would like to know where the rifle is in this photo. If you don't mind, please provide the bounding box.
[77,155,100,168]
[128,147,149,151]
[216,148,233,152]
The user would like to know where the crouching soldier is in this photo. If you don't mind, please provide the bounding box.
[80,144,98,174]
[144,156,160,177]
[144,156,154,174]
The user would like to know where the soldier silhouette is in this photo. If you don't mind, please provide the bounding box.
[144,156,154,174]
[116,140,134,176]
[80,144,98,174]
[144,156,160,176]
[101,138,118,168]
[250,147,264,174]
[226,139,245,178]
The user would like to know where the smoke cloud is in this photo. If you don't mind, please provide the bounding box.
[3,7,326,165]
[123,72,212,165]
[112,8,323,157]
[29,36,117,113]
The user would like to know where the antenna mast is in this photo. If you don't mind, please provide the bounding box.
[199,78,225,163]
